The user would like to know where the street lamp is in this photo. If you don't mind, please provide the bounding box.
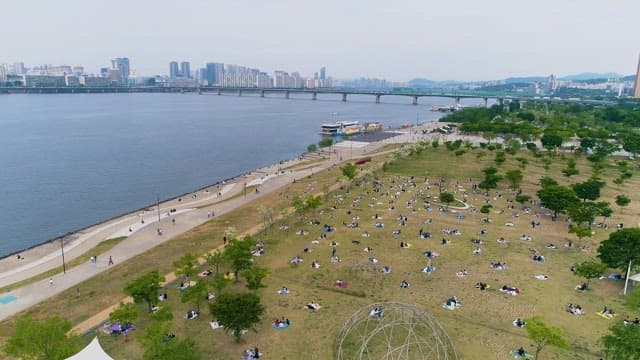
[60,233,66,274]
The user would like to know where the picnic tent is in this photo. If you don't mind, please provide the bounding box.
[66,337,114,360]
[631,273,640,283]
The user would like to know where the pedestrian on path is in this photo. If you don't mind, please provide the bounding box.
[108,256,114,266]
[49,278,53,286]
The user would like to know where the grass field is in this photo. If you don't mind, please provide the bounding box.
[1,145,638,359]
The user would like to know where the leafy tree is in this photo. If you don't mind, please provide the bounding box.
[210,274,232,295]
[341,163,358,189]
[4,316,80,360]
[305,195,322,214]
[110,302,139,327]
[318,138,332,148]
[567,201,602,228]
[439,192,455,209]
[541,156,552,171]
[150,304,174,323]
[291,196,305,217]
[243,267,270,291]
[516,157,528,169]
[596,201,613,225]
[480,204,492,222]
[541,132,563,153]
[173,253,199,280]
[205,251,225,276]
[572,179,605,202]
[562,157,579,177]
[307,143,317,153]
[539,176,558,188]
[622,131,640,158]
[258,206,274,234]
[515,194,531,206]
[506,139,522,155]
[454,149,466,158]
[569,224,593,243]
[615,195,631,213]
[479,166,502,191]
[573,260,608,289]
[525,316,569,360]
[505,169,524,190]
[601,321,640,359]
[138,322,201,360]
[209,293,264,342]
[124,270,165,312]
[598,228,640,295]
[223,237,256,281]
[537,185,579,219]
[181,279,207,312]
[494,151,506,165]
[431,139,439,148]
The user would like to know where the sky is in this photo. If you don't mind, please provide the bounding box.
[2,0,639,81]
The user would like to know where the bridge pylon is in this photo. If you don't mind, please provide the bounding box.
[412,95,418,105]
[375,94,381,104]
[342,93,347,102]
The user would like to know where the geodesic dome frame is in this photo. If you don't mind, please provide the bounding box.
[335,302,458,360]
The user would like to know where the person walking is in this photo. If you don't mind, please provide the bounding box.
[49,278,53,286]
[108,256,114,266]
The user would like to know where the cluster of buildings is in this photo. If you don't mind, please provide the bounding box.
[0,58,131,87]
[165,61,331,89]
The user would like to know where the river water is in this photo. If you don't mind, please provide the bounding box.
[0,92,484,257]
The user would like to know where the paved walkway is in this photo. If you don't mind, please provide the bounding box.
[0,123,442,325]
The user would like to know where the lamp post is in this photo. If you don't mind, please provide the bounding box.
[60,233,66,274]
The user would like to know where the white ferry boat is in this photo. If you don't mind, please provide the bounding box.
[320,121,360,136]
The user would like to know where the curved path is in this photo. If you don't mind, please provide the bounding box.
[0,123,443,325]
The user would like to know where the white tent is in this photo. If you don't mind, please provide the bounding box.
[631,273,640,282]
[66,337,114,360]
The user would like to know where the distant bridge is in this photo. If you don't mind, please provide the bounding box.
[0,86,615,106]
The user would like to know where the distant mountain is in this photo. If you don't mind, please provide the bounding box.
[560,72,623,81]
[622,75,636,82]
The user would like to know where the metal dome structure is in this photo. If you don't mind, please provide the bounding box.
[335,302,458,360]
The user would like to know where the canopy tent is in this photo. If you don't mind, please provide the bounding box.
[631,273,640,282]
[66,337,114,360]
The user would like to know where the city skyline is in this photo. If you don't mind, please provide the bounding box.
[1,0,638,81]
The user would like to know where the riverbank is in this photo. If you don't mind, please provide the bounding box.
[0,122,447,322]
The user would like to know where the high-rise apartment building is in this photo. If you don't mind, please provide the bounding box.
[205,62,224,86]
[111,58,130,83]
[180,61,190,78]
[634,53,640,98]
[169,61,179,78]
[320,67,326,80]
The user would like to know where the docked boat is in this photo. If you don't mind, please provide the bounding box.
[365,122,382,132]
[320,121,360,136]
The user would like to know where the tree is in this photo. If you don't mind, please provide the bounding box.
[291,196,305,217]
[615,194,631,213]
[205,251,225,276]
[601,321,640,359]
[597,201,613,226]
[258,206,274,234]
[537,185,579,219]
[243,267,270,291]
[541,156,552,171]
[342,163,358,189]
[181,279,207,312]
[539,176,558,188]
[209,293,264,342]
[307,143,317,153]
[515,194,531,206]
[124,270,165,312]
[4,316,80,360]
[150,304,174,323]
[622,131,640,159]
[138,322,201,360]
[572,178,605,202]
[173,253,199,280]
[505,169,524,190]
[110,302,139,327]
[567,201,602,228]
[525,316,569,360]
[305,195,322,214]
[569,224,593,243]
[480,204,492,222]
[439,192,455,209]
[223,237,256,281]
[318,138,332,148]
[573,260,608,289]
[454,149,465,158]
[210,274,232,295]
[494,151,506,165]
[598,228,640,295]
[322,183,330,201]
[541,132,563,153]
[479,166,502,191]
[562,157,579,177]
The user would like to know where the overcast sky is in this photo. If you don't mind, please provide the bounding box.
[2,0,639,81]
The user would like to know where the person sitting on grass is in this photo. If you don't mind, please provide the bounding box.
[311,260,320,269]
[473,247,482,255]
[400,280,410,288]
[575,282,588,291]
[306,300,321,311]
[456,269,468,277]
[278,286,289,295]
[444,296,460,308]
[475,282,489,290]
[334,279,348,288]
[532,255,545,262]
[513,318,526,328]
[369,307,384,318]
[382,266,392,274]
[185,310,199,320]
[601,306,614,318]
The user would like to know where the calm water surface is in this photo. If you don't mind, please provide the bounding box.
[0,93,485,256]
